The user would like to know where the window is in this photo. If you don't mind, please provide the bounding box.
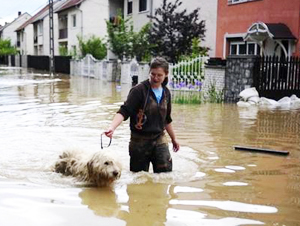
[139,0,147,12]
[230,44,237,55]
[228,0,261,5]
[230,41,260,55]
[127,0,132,15]
[72,15,76,27]
[248,43,255,54]
[38,23,43,35]
[239,44,246,54]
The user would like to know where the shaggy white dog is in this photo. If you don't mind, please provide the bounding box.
[54,150,122,187]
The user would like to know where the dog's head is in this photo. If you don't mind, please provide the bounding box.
[87,152,122,187]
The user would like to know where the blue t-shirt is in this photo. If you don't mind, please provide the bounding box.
[152,87,163,103]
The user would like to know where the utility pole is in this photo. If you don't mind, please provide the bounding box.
[49,0,55,76]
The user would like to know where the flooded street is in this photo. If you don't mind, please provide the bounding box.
[0,66,300,226]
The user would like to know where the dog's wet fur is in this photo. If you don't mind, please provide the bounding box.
[54,150,122,187]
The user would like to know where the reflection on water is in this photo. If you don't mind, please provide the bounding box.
[0,67,300,226]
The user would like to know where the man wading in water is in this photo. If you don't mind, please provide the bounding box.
[104,57,180,173]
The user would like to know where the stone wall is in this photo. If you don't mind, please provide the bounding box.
[225,55,259,102]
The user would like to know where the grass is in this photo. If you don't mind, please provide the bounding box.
[171,83,224,104]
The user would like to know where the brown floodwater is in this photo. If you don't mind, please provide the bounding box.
[0,66,300,226]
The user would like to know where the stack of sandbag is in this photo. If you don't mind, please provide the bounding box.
[237,87,260,107]
[259,97,280,108]
[259,95,300,110]
[237,87,300,110]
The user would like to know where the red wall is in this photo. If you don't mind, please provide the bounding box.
[216,0,300,58]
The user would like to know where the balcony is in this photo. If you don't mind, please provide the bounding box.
[59,28,68,39]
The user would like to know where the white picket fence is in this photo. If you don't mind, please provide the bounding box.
[169,55,209,91]
[71,54,112,81]
[71,54,150,84]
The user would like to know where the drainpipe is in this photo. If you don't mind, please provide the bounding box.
[24,30,27,56]
[76,5,83,40]
[150,0,153,21]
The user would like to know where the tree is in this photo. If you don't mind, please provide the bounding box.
[106,12,134,60]
[178,37,210,61]
[148,0,206,63]
[106,11,152,61]
[132,23,153,62]
[0,39,17,55]
[78,35,107,60]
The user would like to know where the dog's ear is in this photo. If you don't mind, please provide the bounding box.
[87,160,93,176]
[71,159,76,165]
[54,160,67,173]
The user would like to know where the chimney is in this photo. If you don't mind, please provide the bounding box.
[18,11,21,16]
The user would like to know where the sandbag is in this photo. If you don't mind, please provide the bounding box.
[239,87,259,101]
[259,97,279,108]
[290,95,300,110]
[248,96,260,104]
[237,101,251,107]
[277,97,291,109]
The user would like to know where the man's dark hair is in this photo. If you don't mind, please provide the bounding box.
[150,57,169,73]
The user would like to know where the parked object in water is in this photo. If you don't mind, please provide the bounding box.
[234,145,289,156]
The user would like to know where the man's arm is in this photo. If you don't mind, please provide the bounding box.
[104,113,124,138]
[165,123,180,152]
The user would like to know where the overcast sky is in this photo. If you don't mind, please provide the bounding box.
[0,0,49,26]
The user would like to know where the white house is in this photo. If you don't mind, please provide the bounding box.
[15,6,49,55]
[123,0,218,57]
[55,0,122,56]
[0,12,31,48]
[30,1,66,56]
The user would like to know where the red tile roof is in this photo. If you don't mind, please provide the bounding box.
[56,0,85,13]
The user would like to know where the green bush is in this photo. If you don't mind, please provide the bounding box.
[78,35,107,60]
[0,39,17,55]
[206,82,224,103]
[59,45,68,56]
[172,90,203,104]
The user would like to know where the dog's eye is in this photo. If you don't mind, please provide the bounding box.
[104,161,109,165]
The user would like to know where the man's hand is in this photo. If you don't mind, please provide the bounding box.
[172,139,180,152]
[104,128,114,139]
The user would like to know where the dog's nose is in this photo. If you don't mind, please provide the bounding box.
[113,171,119,177]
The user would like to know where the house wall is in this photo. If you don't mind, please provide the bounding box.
[180,0,218,57]
[65,0,109,52]
[124,0,218,57]
[41,14,60,56]
[2,13,31,46]
[20,25,34,55]
[124,0,151,32]
[216,0,300,58]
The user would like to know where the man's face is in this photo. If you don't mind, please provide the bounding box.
[149,67,167,84]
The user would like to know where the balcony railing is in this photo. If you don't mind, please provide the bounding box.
[59,28,68,39]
